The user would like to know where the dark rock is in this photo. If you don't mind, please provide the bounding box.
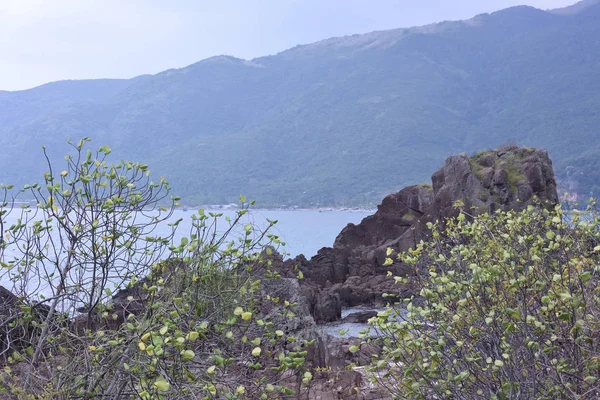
[265,146,559,324]
[73,258,188,331]
[333,275,404,307]
[477,153,497,168]
[260,277,315,334]
[479,166,495,188]
[341,311,378,324]
[0,286,50,362]
[0,286,18,308]
[309,332,388,399]
[308,247,350,285]
[334,185,434,250]
[433,153,486,219]
[313,291,342,323]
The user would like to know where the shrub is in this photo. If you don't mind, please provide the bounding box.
[0,139,310,399]
[368,204,600,399]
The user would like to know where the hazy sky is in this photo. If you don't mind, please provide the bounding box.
[0,0,577,91]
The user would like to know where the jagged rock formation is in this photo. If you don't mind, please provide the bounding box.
[272,146,558,322]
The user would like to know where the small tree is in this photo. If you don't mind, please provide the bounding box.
[0,137,176,389]
[368,204,600,399]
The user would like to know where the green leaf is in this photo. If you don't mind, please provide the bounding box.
[558,313,571,321]
[241,311,253,321]
[180,349,195,361]
[153,379,170,392]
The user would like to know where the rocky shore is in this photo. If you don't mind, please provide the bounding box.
[0,145,559,399]
[246,145,559,398]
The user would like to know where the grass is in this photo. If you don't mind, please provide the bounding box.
[469,151,526,194]
[402,212,416,221]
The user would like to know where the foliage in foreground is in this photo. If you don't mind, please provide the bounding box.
[368,204,600,399]
[0,139,310,399]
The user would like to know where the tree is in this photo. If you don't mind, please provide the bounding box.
[0,137,176,389]
[367,204,600,399]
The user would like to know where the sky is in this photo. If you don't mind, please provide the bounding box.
[0,0,578,91]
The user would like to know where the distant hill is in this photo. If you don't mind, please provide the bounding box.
[1,1,599,206]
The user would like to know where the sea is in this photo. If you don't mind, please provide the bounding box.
[170,208,372,258]
[0,208,372,296]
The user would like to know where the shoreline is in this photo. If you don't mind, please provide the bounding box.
[186,205,376,213]
[3,201,376,214]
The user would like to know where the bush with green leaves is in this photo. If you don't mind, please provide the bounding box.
[0,139,311,399]
[368,203,600,399]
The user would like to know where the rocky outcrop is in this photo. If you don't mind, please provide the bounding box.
[0,286,50,363]
[0,286,20,360]
[431,146,558,219]
[308,330,392,400]
[270,146,558,322]
[334,184,434,250]
[341,310,378,324]
[72,258,188,332]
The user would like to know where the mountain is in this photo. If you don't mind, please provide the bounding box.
[1,1,599,206]
[550,0,600,14]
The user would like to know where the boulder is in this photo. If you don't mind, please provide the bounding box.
[341,311,378,324]
[313,291,342,323]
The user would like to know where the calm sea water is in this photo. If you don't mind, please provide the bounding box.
[172,209,371,258]
[0,209,371,292]
[1,208,370,259]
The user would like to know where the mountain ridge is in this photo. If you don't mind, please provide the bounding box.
[2,2,588,95]
[1,1,599,206]
[550,0,600,14]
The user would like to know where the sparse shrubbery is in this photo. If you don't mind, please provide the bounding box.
[0,139,310,399]
[368,203,600,399]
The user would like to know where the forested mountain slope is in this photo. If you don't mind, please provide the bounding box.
[1,1,599,206]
